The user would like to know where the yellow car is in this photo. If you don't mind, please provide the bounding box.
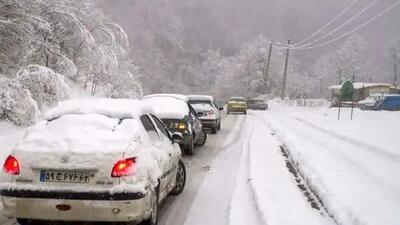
[227,97,247,114]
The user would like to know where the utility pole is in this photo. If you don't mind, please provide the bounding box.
[394,61,398,88]
[281,38,291,99]
[264,40,273,94]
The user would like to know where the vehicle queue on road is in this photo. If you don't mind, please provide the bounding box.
[0,94,267,225]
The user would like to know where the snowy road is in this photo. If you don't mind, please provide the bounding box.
[1,111,336,225]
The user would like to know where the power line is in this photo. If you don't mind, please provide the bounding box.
[296,0,382,48]
[294,0,400,50]
[294,0,360,46]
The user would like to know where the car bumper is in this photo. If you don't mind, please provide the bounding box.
[1,189,151,222]
[228,107,247,112]
[200,119,218,128]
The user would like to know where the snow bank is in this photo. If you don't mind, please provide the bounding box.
[0,76,38,126]
[143,96,189,119]
[17,65,71,110]
[262,104,400,225]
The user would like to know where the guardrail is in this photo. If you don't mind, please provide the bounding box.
[282,99,329,108]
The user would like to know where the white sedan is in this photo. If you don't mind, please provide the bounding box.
[0,98,186,225]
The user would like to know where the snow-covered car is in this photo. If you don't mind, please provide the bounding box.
[357,96,380,110]
[227,97,247,114]
[358,94,400,111]
[143,94,207,155]
[0,98,186,225]
[188,95,223,134]
[246,98,268,110]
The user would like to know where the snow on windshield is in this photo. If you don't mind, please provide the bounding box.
[45,98,148,121]
[16,114,142,154]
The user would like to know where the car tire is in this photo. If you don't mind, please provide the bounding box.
[244,111,247,115]
[194,130,207,146]
[140,184,160,225]
[211,127,217,134]
[170,160,186,195]
[218,121,221,130]
[184,136,194,155]
[16,219,40,225]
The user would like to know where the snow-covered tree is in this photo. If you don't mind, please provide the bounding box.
[0,0,142,126]
[17,65,71,110]
[331,35,370,83]
[0,76,38,126]
[388,37,400,87]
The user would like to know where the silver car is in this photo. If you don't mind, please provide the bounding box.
[188,95,223,134]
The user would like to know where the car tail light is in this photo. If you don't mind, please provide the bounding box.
[111,157,136,178]
[3,155,20,175]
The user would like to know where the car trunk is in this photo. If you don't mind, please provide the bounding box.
[12,149,126,189]
[6,114,141,191]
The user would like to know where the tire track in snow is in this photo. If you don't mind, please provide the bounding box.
[251,114,336,224]
[259,111,400,193]
[291,116,400,162]
[229,121,265,225]
[256,110,400,224]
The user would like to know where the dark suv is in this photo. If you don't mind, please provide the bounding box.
[143,94,207,155]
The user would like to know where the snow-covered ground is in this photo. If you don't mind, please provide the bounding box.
[260,102,400,225]
[183,112,333,225]
[229,113,334,225]
[1,102,399,225]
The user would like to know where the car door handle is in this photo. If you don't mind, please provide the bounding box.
[168,153,172,157]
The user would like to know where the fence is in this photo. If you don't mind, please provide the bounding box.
[282,99,330,108]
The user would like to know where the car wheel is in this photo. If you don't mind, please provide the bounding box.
[170,160,186,195]
[140,184,160,225]
[184,136,194,155]
[16,219,40,225]
[194,130,207,146]
[218,121,221,130]
[244,110,247,115]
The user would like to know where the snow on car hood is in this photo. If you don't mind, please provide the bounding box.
[16,114,142,154]
[143,97,189,120]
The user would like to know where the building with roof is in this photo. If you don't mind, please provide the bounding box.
[329,82,400,106]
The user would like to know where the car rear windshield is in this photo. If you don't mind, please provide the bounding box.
[229,98,245,103]
[190,102,213,112]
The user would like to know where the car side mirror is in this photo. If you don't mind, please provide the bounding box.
[219,107,224,111]
[172,132,183,144]
[196,112,204,117]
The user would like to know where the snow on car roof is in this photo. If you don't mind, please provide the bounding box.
[143,94,188,102]
[45,98,152,121]
[142,95,189,120]
[187,95,214,102]
[229,97,246,100]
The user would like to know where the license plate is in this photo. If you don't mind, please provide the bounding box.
[40,170,94,183]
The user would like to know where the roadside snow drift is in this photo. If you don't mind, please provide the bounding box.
[262,103,400,225]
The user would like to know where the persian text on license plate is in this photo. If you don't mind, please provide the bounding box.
[40,170,94,183]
